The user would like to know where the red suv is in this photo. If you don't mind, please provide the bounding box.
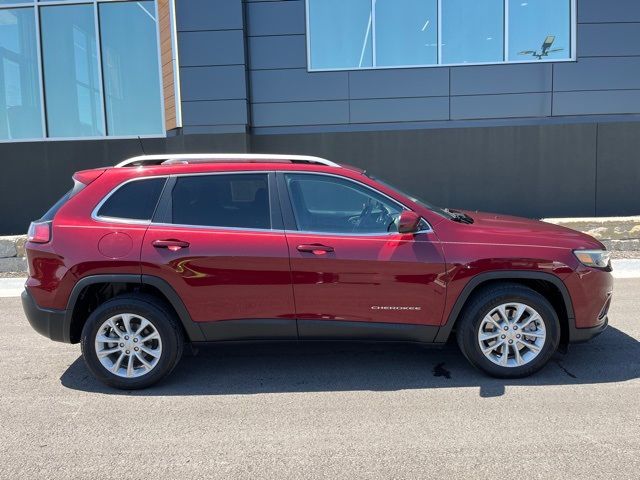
[22,154,613,389]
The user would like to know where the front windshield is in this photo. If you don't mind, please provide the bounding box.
[365,173,454,219]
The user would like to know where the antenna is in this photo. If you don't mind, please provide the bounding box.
[137,136,147,155]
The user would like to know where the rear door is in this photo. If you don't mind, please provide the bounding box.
[278,172,446,342]
[141,172,297,341]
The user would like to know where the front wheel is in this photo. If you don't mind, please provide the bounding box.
[456,284,560,378]
[81,295,184,389]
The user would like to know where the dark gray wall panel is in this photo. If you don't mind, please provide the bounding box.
[176,0,243,31]
[178,30,245,67]
[251,123,598,218]
[248,35,306,70]
[350,97,449,123]
[252,101,349,127]
[596,122,640,215]
[579,23,640,57]
[554,90,640,116]
[451,64,552,95]
[349,69,449,100]
[451,93,551,120]
[180,66,247,101]
[578,0,640,23]
[554,57,640,91]
[246,0,305,36]
[250,69,348,102]
[182,100,248,126]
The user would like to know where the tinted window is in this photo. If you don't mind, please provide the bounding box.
[441,0,504,64]
[285,174,402,234]
[308,0,372,69]
[171,174,270,229]
[97,177,165,221]
[0,7,43,140]
[375,0,437,67]
[508,0,571,62]
[41,4,105,137]
[99,1,163,135]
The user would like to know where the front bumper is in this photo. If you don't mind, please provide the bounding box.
[569,316,608,343]
[21,288,69,343]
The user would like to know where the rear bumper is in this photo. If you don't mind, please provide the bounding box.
[21,288,69,343]
[569,316,608,343]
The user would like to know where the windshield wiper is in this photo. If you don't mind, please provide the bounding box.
[445,208,474,224]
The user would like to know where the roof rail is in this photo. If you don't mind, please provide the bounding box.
[114,154,341,168]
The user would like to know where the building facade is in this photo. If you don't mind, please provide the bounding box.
[0,0,639,234]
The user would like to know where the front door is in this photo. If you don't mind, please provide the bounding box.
[141,172,297,341]
[278,172,446,342]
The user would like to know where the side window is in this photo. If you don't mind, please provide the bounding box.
[97,177,166,221]
[285,174,403,234]
[171,174,270,229]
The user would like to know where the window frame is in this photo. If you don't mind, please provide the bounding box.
[0,0,165,143]
[151,171,279,232]
[278,171,432,237]
[305,0,577,72]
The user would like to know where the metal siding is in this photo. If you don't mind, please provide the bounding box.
[451,93,552,120]
[349,69,450,99]
[248,35,307,70]
[554,57,640,92]
[180,66,247,101]
[350,97,449,123]
[251,69,349,103]
[554,90,640,116]
[246,0,305,36]
[178,30,246,67]
[578,0,640,23]
[182,100,248,126]
[176,0,243,31]
[252,101,350,127]
[596,122,640,216]
[579,23,640,57]
[450,64,552,96]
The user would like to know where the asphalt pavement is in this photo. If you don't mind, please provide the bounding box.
[0,279,638,479]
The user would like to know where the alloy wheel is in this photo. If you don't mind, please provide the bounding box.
[477,302,546,368]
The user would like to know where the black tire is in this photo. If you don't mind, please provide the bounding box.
[81,294,184,389]
[456,283,560,378]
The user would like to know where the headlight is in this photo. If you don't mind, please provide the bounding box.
[573,249,611,268]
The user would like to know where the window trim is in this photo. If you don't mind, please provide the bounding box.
[155,171,276,232]
[305,0,577,72]
[279,171,433,236]
[91,175,169,225]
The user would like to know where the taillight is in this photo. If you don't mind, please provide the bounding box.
[27,221,51,243]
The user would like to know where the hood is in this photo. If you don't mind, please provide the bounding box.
[445,210,605,250]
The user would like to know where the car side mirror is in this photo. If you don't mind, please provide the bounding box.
[397,211,422,234]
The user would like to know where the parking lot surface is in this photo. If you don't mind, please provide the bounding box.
[1,279,638,479]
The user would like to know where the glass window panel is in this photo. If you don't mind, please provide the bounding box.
[285,174,402,234]
[98,178,166,221]
[172,174,271,229]
[99,1,163,136]
[508,0,571,61]
[41,4,104,137]
[441,0,504,64]
[0,7,42,140]
[375,0,437,67]
[308,0,372,69]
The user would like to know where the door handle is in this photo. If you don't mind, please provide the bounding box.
[297,244,334,255]
[152,239,190,252]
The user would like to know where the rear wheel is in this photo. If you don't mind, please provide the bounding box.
[456,284,560,378]
[81,295,184,389]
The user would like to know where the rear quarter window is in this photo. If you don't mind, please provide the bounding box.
[96,177,166,221]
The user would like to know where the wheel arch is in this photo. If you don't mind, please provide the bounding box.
[64,274,205,343]
[434,271,575,345]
